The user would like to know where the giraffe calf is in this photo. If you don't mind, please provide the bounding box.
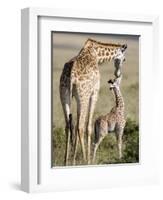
[92,76,126,163]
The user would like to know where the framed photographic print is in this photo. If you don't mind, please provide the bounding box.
[21,8,159,193]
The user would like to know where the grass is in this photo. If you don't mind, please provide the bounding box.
[52,118,139,166]
[52,32,139,166]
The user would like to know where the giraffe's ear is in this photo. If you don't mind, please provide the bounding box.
[108,80,113,84]
[121,44,127,52]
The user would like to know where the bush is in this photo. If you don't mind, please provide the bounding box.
[122,118,139,163]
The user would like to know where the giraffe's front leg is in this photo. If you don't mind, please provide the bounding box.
[115,128,123,159]
[78,126,86,162]
[118,136,122,159]
[87,89,99,164]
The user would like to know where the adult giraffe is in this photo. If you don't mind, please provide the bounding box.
[59,38,127,165]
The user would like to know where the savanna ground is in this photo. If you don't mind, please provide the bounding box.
[52,32,139,167]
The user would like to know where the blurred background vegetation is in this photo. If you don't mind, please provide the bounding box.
[52,32,139,167]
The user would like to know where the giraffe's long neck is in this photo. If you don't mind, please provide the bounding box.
[95,45,120,64]
[83,39,123,64]
[113,87,124,111]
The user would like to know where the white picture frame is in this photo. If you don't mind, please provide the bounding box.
[21,7,159,193]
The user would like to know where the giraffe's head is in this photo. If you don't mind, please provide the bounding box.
[108,76,122,90]
[114,44,127,77]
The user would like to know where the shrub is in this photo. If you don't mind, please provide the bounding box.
[122,118,139,163]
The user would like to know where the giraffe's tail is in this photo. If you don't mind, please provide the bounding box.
[69,114,75,147]
[69,74,74,147]
[67,59,75,147]
[94,120,99,144]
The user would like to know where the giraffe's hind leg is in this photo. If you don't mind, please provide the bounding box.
[92,120,107,164]
[74,100,88,164]
[72,106,80,165]
[60,88,72,166]
[92,136,105,164]
[65,124,71,165]
[78,111,87,163]
[72,127,79,165]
